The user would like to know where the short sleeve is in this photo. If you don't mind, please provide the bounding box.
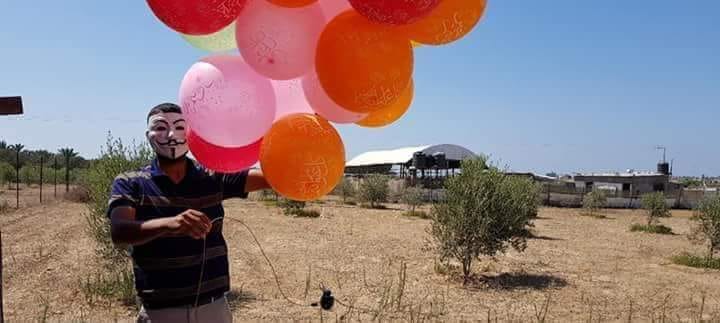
[217,170,250,200]
[107,174,139,217]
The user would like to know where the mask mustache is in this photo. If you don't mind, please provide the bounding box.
[156,139,187,146]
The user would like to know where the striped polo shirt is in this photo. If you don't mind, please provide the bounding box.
[107,158,248,309]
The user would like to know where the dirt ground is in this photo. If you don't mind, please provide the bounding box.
[0,185,67,209]
[2,197,720,322]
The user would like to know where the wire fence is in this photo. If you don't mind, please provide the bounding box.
[0,150,84,209]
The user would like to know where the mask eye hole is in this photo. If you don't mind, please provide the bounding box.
[154,126,167,132]
[175,126,185,131]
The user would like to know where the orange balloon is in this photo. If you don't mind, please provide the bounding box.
[268,0,317,7]
[260,113,346,201]
[400,0,488,45]
[356,79,414,128]
[316,10,413,114]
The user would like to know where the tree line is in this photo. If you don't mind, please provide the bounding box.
[0,140,88,188]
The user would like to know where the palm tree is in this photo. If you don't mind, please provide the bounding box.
[59,148,78,192]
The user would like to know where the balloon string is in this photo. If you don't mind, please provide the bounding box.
[195,217,308,311]
[196,216,445,320]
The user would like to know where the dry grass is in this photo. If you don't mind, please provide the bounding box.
[2,200,720,321]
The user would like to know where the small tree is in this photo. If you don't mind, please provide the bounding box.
[358,174,390,209]
[19,165,40,186]
[401,186,424,213]
[691,195,720,259]
[431,157,539,284]
[335,177,356,204]
[583,189,607,217]
[278,198,306,215]
[59,147,79,192]
[0,162,15,186]
[641,192,671,226]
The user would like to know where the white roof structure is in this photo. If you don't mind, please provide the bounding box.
[346,144,476,167]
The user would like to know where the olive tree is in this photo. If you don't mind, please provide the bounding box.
[641,192,671,226]
[430,157,540,284]
[358,174,390,209]
[692,195,720,259]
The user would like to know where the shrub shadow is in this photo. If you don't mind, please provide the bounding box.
[468,273,568,291]
[227,288,257,311]
[521,230,563,241]
[528,234,563,241]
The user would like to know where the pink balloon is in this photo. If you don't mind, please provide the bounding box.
[272,78,314,121]
[179,55,276,148]
[320,0,351,20]
[302,71,367,124]
[187,129,262,173]
[235,0,325,80]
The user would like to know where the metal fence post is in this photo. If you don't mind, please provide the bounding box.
[15,149,19,209]
[40,155,44,204]
[54,156,57,198]
[1,230,4,323]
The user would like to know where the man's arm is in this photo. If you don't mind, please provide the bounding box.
[245,169,270,192]
[110,207,212,246]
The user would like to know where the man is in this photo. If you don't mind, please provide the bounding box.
[108,103,269,322]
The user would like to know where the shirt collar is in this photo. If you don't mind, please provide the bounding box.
[150,158,200,179]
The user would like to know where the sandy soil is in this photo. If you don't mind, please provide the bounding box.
[2,198,719,322]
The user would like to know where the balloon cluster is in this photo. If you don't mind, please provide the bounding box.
[148,0,488,201]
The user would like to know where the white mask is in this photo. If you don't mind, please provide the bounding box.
[146,112,189,160]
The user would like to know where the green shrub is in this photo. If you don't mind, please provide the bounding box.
[258,189,278,201]
[84,134,152,268]
[65,186,91,203]
[582,189,607,217]
[0,162,15,185]
[338,178,357,203]
[400,186,424,213]
[75,134,151,305]
[404,210,430,219]
[278,198,306,214]
[358,174,390,209]
[80,268,136,306]
[641,192,671,226]
[277,198,320,218]
[629,223,673,235]
[430,157,539,284]
[690,195,720,259]
[19,165,40,186]
[671,252,720,270]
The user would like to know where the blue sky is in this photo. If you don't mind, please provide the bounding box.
[1,0,718,176]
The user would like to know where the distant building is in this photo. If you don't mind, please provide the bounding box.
[573,162,682,196]
[345,144,476,177]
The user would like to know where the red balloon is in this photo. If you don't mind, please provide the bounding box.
[187,129,261,173]
[147,0,247,35]
[348,0,441,25]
